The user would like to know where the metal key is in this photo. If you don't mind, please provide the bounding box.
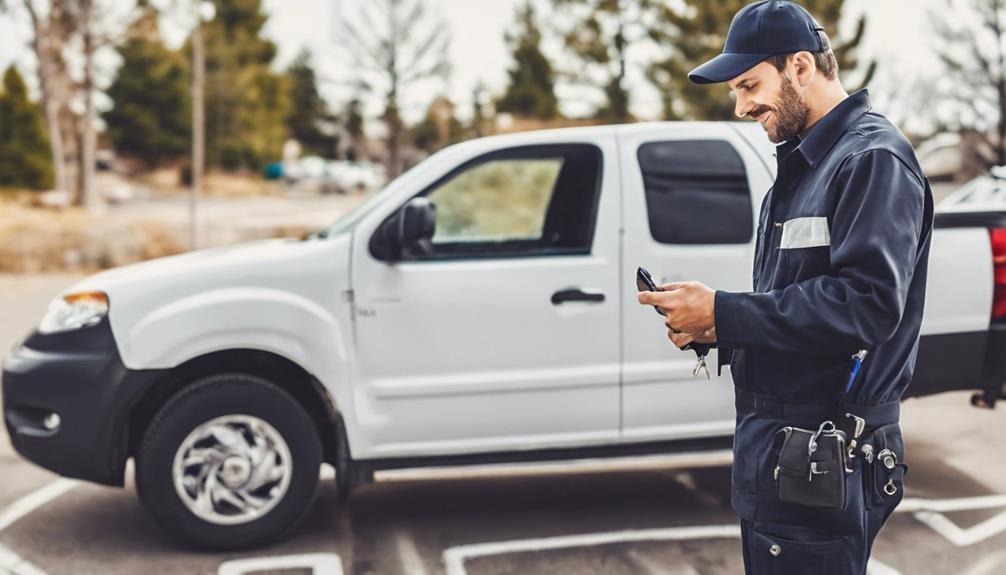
[692,353,710,379]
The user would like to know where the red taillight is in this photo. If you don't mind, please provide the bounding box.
[991,228,1006,319]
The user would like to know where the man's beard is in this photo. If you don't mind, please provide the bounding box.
[766,75,809,143]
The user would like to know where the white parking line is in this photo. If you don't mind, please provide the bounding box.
[0,480,78,532]
[440,470,1006,575]
[393,525,429,575]
[913,510,1006,547]
[897,495,1006,546]
[441,524,902,575]
[624,547,697,575]
[217,553,343,575]
[867,559,904,575]
[0,478,77,575]
[441,525,740,575]
[898,494,1006,514]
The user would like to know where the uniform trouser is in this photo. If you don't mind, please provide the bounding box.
[732,388,906,574]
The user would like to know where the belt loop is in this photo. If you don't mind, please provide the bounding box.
[753,393,782,418]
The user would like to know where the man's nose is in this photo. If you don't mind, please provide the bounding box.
[734,95,751,119]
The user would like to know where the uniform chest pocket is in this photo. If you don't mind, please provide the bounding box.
[778,216,831,277]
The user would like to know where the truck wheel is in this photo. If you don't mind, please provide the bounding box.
[135,374,322,549]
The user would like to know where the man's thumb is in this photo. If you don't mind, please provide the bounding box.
[661,282,686,291]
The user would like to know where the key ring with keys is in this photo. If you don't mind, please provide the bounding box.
[691,353,710,379]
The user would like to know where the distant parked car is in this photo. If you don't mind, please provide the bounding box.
[326,160,386,193]
[281,156,386,194]
[283,155,329,185]
[938,166,1006,211]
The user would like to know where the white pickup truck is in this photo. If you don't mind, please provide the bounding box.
[3,122,1002,549]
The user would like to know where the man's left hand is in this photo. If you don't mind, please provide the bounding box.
[637,281,717,335]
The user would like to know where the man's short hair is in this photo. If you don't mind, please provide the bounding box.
[766,31,838,81]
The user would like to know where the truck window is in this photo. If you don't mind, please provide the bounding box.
[637,140,753,244]
[429,158,562,242]
[407,144,602,259]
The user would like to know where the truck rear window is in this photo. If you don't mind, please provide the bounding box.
[637,140,753,245]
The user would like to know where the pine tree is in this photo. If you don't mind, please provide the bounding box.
[198,0,290,169]
[497,1,559,120]
[0,66,53,190]
[552,0,666,122]
[286,48,331,157]
[649,0,877,121]
[103,7,190,168]
[411,96,464,153]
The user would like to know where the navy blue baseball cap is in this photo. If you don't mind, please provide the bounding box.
[688,1,827,85]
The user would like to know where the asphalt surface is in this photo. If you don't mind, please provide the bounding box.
[1,274,1005,575]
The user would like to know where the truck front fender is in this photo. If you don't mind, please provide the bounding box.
[114,287,348,378]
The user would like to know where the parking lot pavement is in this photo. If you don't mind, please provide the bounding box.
[2,274,1006,574]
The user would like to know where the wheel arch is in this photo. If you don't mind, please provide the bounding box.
[127,349,342,467]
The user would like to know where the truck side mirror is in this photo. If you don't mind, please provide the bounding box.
[376,197,437,262]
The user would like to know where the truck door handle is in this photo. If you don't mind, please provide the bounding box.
[551,288,605,305]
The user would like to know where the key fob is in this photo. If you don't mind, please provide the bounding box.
[689,343,711,356]
[636,267,664,317]
[637,266,712,356]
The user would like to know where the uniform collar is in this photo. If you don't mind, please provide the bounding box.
[775,88,872,169]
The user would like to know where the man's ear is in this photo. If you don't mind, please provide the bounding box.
[792,51,816,87]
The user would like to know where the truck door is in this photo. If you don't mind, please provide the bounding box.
[618,123,773,442]
[349,137,622,458]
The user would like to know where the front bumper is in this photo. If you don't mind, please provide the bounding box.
[2,317,162,486]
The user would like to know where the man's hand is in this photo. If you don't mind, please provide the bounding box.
[637,281,717,336]
[670,326,716,349]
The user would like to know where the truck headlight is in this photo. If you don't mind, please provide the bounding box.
[38,291,109,334]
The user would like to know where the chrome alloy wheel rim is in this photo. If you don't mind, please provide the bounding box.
[172,414,293,525]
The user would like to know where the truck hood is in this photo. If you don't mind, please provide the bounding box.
[65,234,353,319]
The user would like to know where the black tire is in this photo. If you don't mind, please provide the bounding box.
[135,374,322,549]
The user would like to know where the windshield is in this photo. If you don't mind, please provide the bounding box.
[319,152,446,238]
[319,185,395,238]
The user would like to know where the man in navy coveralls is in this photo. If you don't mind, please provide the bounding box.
[637,1,935,572]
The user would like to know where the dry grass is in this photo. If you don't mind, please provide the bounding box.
[136,167,279,197]
[0,167,284,273]
[0,195,185,273]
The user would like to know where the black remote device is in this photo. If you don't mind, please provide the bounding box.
[635,266,712,356]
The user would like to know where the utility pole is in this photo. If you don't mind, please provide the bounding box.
[190,12,205,250]
[81,0,98,210]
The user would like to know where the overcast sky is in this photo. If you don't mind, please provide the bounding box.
[0,0,943,131]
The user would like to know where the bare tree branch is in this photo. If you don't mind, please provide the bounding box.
[336,0,450,177]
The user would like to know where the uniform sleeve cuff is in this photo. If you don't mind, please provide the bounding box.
[714,290,745,348]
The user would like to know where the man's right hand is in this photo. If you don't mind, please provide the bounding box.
[669,326,716,350]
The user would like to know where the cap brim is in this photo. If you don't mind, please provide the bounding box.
[688,52,771,85]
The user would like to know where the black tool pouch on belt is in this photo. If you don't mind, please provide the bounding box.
[774,421,848,509]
